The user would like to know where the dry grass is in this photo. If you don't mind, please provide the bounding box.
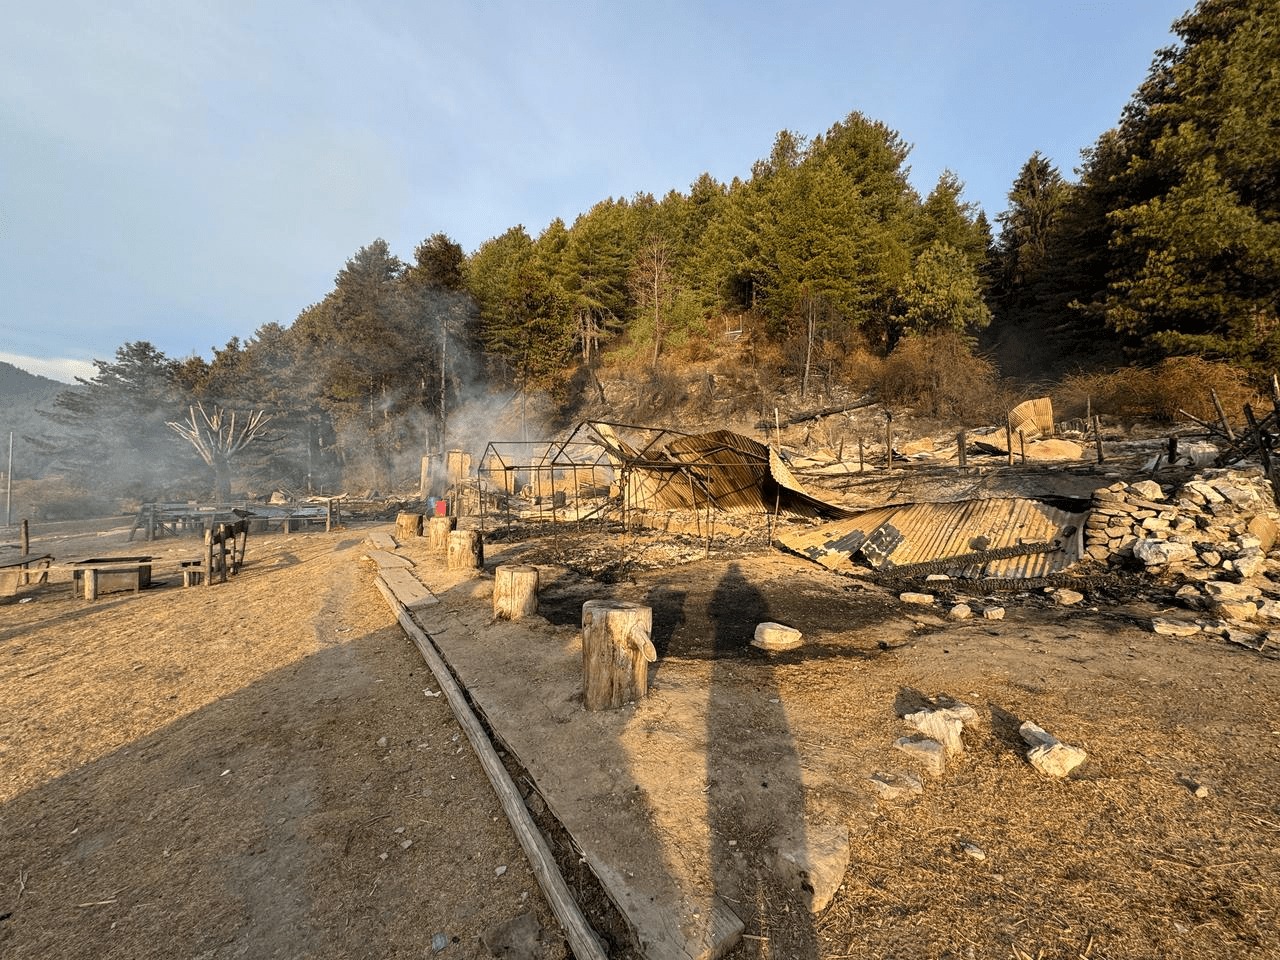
[1055,358,1263,425]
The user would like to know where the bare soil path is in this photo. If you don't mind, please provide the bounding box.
[0,525,565,960]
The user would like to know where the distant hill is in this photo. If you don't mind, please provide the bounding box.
[0,361,78,479]
[0,361,68,400]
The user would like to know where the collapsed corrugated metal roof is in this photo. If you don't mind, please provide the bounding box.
[579,421,853,519]
[778,497,1085,579]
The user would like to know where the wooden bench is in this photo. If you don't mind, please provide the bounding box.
[0,553,52,596]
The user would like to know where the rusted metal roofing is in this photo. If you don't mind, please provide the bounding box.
[1009,397,1055,439]
[574,421,853,519]
[778,497,1085,579]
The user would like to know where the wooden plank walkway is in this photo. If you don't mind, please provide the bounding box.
[377,567,438,610]
[363,549,414,570]
[365,531,398,551]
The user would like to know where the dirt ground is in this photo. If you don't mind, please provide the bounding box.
[0,523,569,960]
[4,503,1280,960]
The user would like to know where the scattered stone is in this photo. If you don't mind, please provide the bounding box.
[752,622,804,651]
[432,933,449,953]
[377,736,388,748]
[495,864,508,877]
[1018,721,1087,778]
[1152,617,1200,637]
[981,606,1005,621]
[1132,538,1195,566]
[904,709,965,756]
[1204,581,1259,601]
[925,573,951,581]
[948,602,973,620]
[482,912,545,960]
[867,771,924,801]
[772,821,850,913]
[958,841,987,862]
[899,592,935,606]
[1053,589,1085,606]
[1248,514,1278,552]
[1174,584,1203,604]
[894,735,947,776]
[932,696,979,724]
[1128,480,1165,501]
[1231,549,1266,579]
[1213,600,1258,623]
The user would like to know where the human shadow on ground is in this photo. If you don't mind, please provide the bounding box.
[706,561,820,955]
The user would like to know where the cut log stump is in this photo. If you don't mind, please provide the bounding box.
[428,516,456,555]
[494,564,539,620]
[447,529,484,572]
[396,512,424,539]
[581,600,655,711]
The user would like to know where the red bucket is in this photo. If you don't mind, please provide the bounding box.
[434,498,448,516]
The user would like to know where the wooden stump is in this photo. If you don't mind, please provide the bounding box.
[427,516,456,555]
[581,600,656,711]
[396,512,424,539]
[447,529,484,572]
[493,564,539,620]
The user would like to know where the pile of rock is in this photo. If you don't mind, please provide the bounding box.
[1083,469,1280,578]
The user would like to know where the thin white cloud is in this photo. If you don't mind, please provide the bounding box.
[0,353,97,384]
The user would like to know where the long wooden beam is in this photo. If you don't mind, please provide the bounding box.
[374,577,607,960]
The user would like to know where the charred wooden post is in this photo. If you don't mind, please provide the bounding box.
[447,529,483,572]
[493,564,539,620]
[396,512,423,540]
[1006,424,1015,466]
[20,520,29,586]
[427,515,456,555]
[581,600,655,711]
[1211,389,1237,441]
[1093,415,1105,463]
[957,432,967,469]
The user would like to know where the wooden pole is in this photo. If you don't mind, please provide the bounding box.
[1211,389,1237,441]
[1093,415,1104,463]
[204,529,214,589]
[885,423,894,472]
[1019,431,1027,464]
[858,437,865,473]
[581,600,655,710]
[373,580,608,960]
[493,564,539,620]
[20,519,29,585]
[956,432,966,469]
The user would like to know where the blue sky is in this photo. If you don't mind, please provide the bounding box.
[1,0,1191,382]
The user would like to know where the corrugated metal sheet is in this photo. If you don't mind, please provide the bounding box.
[1009,397,1055,439]
[778,497,1084,579]
[583,422,852,519]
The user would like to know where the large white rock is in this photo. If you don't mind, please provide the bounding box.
[752,622,804,651]
[899,592,935,606]
[1132,538,1196,566]
[903,709,965,756]
[1018,721,1087,778]
[1128,480,1166,501]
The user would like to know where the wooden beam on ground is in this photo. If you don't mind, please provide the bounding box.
[374,578,608,960]
[364,549,414,570]
[365,530,398,551]
[378,567,438,610]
